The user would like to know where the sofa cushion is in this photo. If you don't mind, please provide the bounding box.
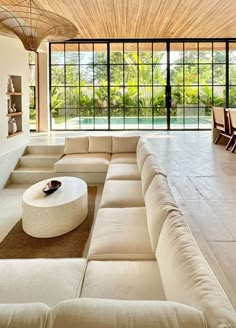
[106,163,140,180]
[64,137,88,154]
[141,154,166,194]
[156,212,236,328]
[99,180,145,208]
[0,259,87,307]
[47,299,207,328]
[137,142,153,172]
[0,303,49,328]
[80,260,166,300]
[112,136,140,153]
[88,207,154,260]
[89,136,112,153]
[54,153,111,173]
[145,174,180,251]
[110,153,137,164]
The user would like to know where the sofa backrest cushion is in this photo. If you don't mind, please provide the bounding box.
[47,298,207,328]
[64,137,89,154]
[141,155,166,194]
[144,174,180,251]
[89,136,112,153]
[156,211,236,328]
[137,142,153,172]
[0,303,49,328]
[136,137,147,153]
[112,136,140,153]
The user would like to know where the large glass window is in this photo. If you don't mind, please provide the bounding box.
[49,40,234,130]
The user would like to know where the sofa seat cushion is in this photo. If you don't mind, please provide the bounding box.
[99,180,145,208]
[0,303,49,328]
[106,163,140,180]
[80,260,166,300]
[47,299,207,328]
[110,153,136,164]
[54,153,111,173]
[88,207,154,260]
[0,259,87,307]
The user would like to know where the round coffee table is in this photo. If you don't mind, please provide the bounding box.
[22,176,88,238]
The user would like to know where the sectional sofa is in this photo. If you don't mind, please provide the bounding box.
[0,135,235,328]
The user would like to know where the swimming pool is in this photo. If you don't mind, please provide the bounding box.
[53,116,212,129]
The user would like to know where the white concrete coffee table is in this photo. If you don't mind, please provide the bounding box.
[22,176,88,238]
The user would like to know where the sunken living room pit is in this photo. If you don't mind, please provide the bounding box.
[0,135,235,328]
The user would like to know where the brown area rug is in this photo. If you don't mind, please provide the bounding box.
[0,186,97,259]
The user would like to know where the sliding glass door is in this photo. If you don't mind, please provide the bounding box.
[169,42,226,129]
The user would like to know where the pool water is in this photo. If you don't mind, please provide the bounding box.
[53,116,212,129]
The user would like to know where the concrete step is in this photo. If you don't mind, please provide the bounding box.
[26,145,64,155]
[19,154,61,168]
[11,168,57,184]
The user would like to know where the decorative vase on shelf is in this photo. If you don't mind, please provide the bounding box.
[8,99,13,113]
[7,78,15,93]
[8,118,12,134]
[12,103,17,112]
[11,118,17,133]
[8,118,17,134]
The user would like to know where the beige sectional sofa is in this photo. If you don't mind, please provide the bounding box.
[0,135,235,328]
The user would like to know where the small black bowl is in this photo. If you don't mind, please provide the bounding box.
[42,180,62,195]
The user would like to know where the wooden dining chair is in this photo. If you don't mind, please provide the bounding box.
[212,106,231,147]
[227,109,236,152]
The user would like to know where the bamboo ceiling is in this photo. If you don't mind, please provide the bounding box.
[4,0,236,40]
[31,0,236,40]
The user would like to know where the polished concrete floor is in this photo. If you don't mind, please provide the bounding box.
[1,130,236,308]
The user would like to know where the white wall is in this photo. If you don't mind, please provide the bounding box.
[0,35,30,189]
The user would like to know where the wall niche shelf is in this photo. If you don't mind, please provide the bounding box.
[7,75,23,137]
[7,112,23,117]
[6,92,23,96]
[7,131,23,139]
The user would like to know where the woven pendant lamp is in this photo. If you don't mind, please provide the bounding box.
[0,0,78,51]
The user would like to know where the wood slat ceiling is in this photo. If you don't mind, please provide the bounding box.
[6,0,236,40]
[32,0,236,39]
